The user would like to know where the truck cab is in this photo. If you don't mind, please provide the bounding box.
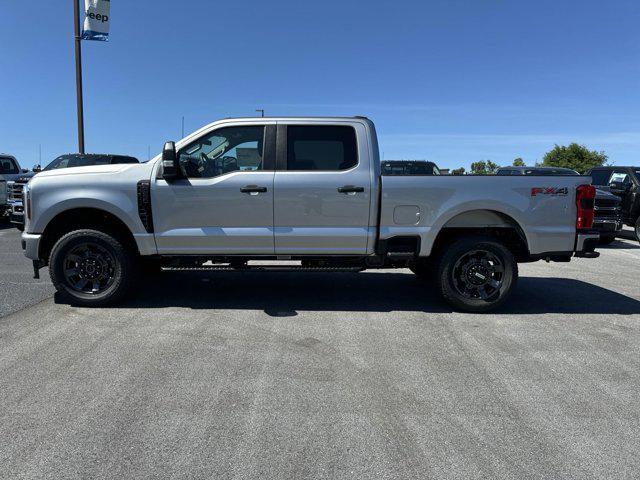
[22,117,600,312]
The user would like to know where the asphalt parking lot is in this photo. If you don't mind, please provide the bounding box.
[1,223,639,479]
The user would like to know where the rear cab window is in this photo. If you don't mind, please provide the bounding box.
[286,126,358,171]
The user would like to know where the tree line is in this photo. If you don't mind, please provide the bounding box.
[449,143,608,175]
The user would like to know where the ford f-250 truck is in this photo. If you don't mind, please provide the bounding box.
[22,117,600,311]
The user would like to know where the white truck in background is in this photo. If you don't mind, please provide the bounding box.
[1,154,30,223]
[22,117,600,311]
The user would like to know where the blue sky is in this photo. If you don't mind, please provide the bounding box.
[1,0,639,170]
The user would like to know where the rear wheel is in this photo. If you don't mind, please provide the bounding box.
[436,237,518,312]
[635,217,640,243]
[49,229,134,306]
[599,235,616,245]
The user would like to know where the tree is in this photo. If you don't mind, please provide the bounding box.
[470,160,500,175]
[512,157,525,167]
[451,167,466,175]
[542,143,607,174]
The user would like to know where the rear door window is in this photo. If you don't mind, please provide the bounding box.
[286,126,357,171]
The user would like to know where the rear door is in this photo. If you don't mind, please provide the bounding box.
[273,121,373,254]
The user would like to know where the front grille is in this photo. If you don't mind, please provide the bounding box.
[595,198,619,208]
[9,181,26,201]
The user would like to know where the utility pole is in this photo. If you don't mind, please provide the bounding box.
[256,109,265,118]
[73,0,85,153]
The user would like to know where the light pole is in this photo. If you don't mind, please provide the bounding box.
[256,109,265,118]
[73,0,85,154]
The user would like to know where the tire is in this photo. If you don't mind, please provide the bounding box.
[635,217,640,243]
[49,229,134,307]
[436,236,518,313]
[15,223,24,232]
[598,235,616,245]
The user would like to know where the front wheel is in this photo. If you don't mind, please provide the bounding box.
[49,229,134,307]
[436,237,518,312]
[635,217,640,243]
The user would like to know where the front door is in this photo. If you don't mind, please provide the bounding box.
[152,124,276,255]
[273,123,373,254]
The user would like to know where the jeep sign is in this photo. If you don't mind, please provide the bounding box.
[81,0,110,41]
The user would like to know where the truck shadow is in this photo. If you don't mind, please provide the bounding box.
[101,270,640,316]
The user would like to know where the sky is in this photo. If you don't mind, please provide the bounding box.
[1,0,639,170]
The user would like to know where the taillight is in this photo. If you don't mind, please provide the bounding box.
[576,184,595,229]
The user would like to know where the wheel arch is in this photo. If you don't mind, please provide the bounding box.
[429,209,530,260]
[39,207,139,263]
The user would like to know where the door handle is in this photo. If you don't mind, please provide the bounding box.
[240,185,268,194]
[337,185,365,193]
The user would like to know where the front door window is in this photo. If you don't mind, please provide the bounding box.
[178,126,265,178]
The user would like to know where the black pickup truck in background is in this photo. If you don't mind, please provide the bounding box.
[496,166,624,244]
[381,160,440,176]
[587,166,640,242]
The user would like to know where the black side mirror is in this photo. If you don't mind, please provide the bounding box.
[21,168,29,173]
[33,164,42,173]
[609,181,630,192]
[161,141,179,180]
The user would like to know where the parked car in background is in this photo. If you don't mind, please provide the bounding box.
[586,166,640,242]
[1,154,30,223]
[23,117,599,312]
[8,153,139,230]
[381,160,440,175]
[496,166,623,244]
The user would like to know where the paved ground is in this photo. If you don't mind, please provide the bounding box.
[1,224,639,479]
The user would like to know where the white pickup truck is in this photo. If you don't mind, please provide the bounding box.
[22,117,599,311]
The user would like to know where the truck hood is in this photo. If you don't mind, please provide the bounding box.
[34,163,145,178]
[0,172,31,182]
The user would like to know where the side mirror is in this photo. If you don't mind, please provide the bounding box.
[609,181,630,192]
[161,141,179,180]
[32,164,42,173]
[21,168,29,173]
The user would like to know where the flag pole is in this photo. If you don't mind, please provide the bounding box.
[73,0,85,154]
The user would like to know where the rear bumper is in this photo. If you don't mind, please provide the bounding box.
[574,231,600,258]
[21,232,41,260]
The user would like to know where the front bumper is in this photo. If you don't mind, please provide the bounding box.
[593,218,623,233]
[574,231,600,258]
[21,232,41,260]
[10,212,24,225]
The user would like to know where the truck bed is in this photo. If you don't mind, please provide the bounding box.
[379,175,591,256]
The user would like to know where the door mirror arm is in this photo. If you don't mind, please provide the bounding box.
[161,141,180,181]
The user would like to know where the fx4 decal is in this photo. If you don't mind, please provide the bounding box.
[531,187,569,197]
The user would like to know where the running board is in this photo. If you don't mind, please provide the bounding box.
[161,265,364,273]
